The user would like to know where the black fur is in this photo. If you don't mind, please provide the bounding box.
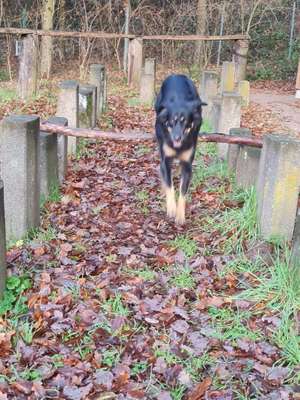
[155,74,206,223]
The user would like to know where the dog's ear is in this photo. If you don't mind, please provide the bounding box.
[157,107,168,123]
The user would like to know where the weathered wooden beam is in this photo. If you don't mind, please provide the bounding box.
[0,28,249,42]
[40,122,263,147]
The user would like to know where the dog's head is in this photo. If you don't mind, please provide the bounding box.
[157,99,207,148]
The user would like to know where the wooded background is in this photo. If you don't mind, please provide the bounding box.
[0,0,299,81]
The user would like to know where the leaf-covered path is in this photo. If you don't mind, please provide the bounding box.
[1,136,298,400]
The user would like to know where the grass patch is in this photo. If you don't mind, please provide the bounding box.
[125,265,156,281]
[0,87,16,102]
[0,275,31,316]
[170,265,195,289]
[135,189,150,215]
[235,245,300,366]
[102,293,129,317]
[208,306,262,343]
[169,234,197,258]
[204,186,258,254]
[40,184,61,208]
[127,97,140,107]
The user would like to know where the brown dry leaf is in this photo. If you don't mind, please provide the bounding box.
[188,377,212,400]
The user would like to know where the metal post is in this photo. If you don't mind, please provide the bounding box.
[288,1,296,60]
[123,0,131,73]
[217,2,225,66]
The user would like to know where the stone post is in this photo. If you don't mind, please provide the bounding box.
[296,58,300,99]
[89,64,107,117]
[238,80,250,107]
[220,61,235,93]
[128,38,143,87]
[236,146,261,188]
[56,80,79,155]
[211,96,221,133]
[217,92,241,159]
[200,71,218,122]
[39,124,58,201]
[140,59,156,105]
[0,181,6,297]
[257,134,300,240]
[79,85,96,128]
[47,116,68,184]
[144,58,156,76]
[233,39,249,83]
[0,115,40,241]
[291,215,300,268]
[17,34,39,100]
[227,128,252,171]
[140,73,155,105]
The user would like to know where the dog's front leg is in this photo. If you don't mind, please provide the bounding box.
[160,157,176,218]
[176,161,192,224]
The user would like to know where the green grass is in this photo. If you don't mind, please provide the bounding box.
[170,265,195,289]
[168,234,197,258]
[204,186,258,254]
[208,306,262,343]
[125,265,156,281]
[127,97,141,107]
[0,275,31,316]
[40,184,61,207]
[234,245,300,366]
[135,189,150,215]
[0,87,16,102]
[102,292,130,317]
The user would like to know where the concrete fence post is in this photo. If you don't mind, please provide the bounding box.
[200,71,218,122]
[47,117,68,184]
[211,96,221,133]
[238,80,250,107]
[0,115,40,241]
[0,180,6,297]
[217,92,241,159]
[140,58,156,105]
[257,134,300,240]
[144,58,156,76]
[291,215,300,268]
[220,61,235,93]
[79,85,96,128]
[227,128,252,171]
[140,73,155,105]
[56,80,79,156]
[89,64,107,117]
[233,39,249,83]
[17,34,39,100]
[128,38,143,87]
[236,145,261,189]
[39,124,59,201]
[295,58,300,99]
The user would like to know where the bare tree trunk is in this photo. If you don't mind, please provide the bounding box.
[194,0,207,67]
[40,0,55,78]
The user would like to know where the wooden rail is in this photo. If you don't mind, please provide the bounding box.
[0,28,249,42]
[40,122,262,148]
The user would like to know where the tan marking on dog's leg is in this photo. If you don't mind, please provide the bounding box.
[176,194,186,224]
[178,147,193,163]
[163,143,176,158]
[165,185,177,218]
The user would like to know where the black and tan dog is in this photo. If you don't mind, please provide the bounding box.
[155,74,206,224]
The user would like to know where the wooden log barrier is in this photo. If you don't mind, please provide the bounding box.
[40,122,263,147]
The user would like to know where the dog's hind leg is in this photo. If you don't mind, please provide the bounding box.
[160,157,176,218]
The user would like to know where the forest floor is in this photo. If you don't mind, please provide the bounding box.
[0,66,299,400]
